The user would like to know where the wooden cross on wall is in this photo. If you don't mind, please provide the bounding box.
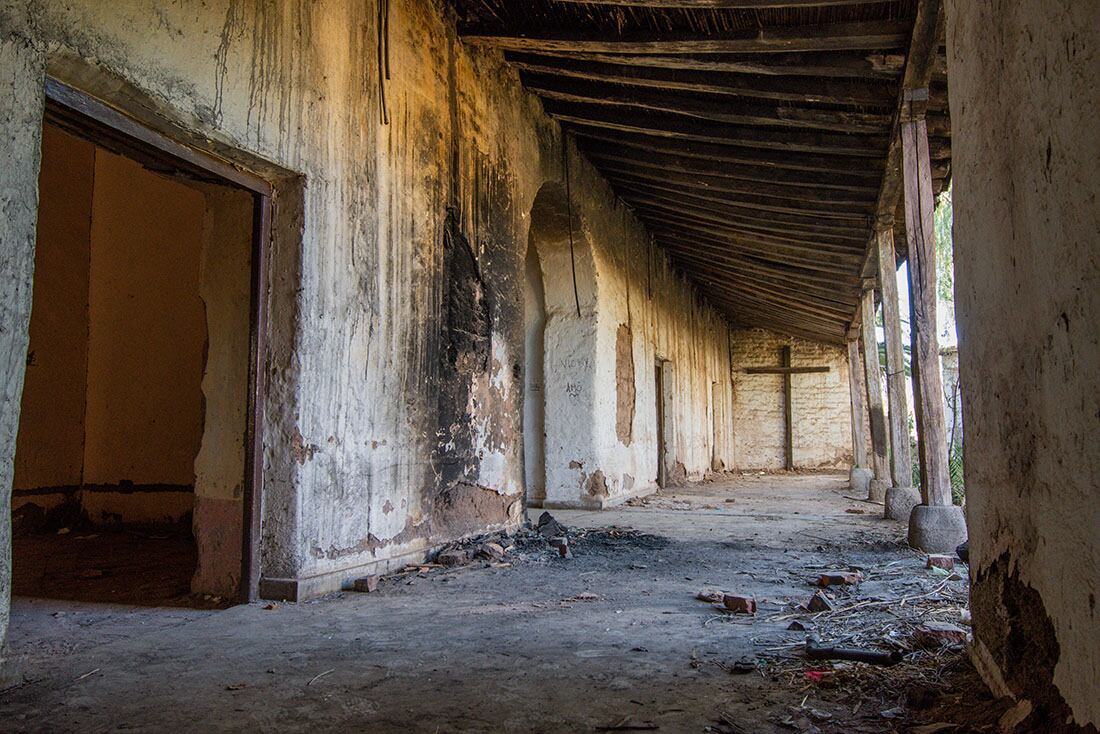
[744,346,830,470]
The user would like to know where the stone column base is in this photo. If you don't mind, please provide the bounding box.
[868,478,889,503]
[908,504,968,553]
[885,485,921,521]
[849,467,872,497]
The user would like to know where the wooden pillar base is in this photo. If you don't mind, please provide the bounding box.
[885,485,921,521]
[908,504,968,553]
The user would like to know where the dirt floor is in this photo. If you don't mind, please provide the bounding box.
[10,528,225,608]
[1,473,1005,733]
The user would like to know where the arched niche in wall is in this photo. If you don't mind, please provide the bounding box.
[524,182,603,508]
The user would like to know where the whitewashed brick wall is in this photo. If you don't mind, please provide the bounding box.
[731,329,854,470]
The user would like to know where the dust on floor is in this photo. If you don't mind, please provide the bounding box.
[1,473,1004,733]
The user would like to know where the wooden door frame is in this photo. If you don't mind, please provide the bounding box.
[42,78,271,602]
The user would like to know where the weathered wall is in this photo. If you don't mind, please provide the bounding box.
[948,1,1100,729]
[0,0,737,614]
[731,329,854,471]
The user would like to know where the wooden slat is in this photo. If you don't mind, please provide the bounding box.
[601,167,876,210]
[625,194,868,245]
[524,73,893,133]
[461,20,912,54]
[507,54,896,106]
[636,204,867,250]
[616,179,871,225]
[572,127,887,174]
[551,0,885,8]
[587,148,881,191]
[519,49,906,79]
[646,223,862,272]
[549,101,888,155]
[655,237,863,289]
[608,174,870,220]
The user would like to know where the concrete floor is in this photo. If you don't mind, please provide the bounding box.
[1,474,989,733]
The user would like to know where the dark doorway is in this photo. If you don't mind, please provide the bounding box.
[10,81,270,607]
[655,361,668,488]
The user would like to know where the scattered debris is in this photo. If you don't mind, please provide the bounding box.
[436,549,471,567]
[722,594,757,614]
[926,554,955,571]
[730,656,757,674]
[805,637,902,666]
[263,603,278,611]
[817,572,862,587]
[563,592,600,604]
[787,620,812,632]
[225,683,248,691]
[79,568,105,579]
[696,588,725,604]
[477,541,506,561]
[844,508,866,514]
[352,575,379,593]
[550,536,572,559]
[913,622,968,648]
[806,592,834,613]
[955,541,969,563]
[307,669,335,686]
[595,717,659,731]
[536,511,566,538]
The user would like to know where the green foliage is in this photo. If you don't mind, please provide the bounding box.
[934,188,954,303]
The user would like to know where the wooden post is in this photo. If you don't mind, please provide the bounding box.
[859,287,890,496]
[846,337,868,470]
[875,222,914,488]
[901,89,952,508]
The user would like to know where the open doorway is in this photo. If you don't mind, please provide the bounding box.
[10,81,269,608]
[655,360,672,488]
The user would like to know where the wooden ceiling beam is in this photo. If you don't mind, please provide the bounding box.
[609,177,870,222]
[587,148,880,190]
[616,183,870,229]
[523,74,893,134]
[656,235,862,289]
[600,167,876,210]
[506,54,896,105]
[620,193,867,242]
[548,101,888,155]
[640,209,866,256]
[572,128,886,175]
[516,49,906,79]
[659,249,860,307]
[642,220,862,272]
[550,0,885,8]
[461,20,911,55]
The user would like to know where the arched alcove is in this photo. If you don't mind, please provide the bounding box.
[525,182,601,508]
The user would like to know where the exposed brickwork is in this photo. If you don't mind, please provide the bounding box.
[731,329,853,470]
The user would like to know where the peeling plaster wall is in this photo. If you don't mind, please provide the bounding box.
[948,1,1100,729]
[731,329,854,471]
[0,0,737,613]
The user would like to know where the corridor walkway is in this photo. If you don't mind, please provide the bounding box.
[2,475,991,733]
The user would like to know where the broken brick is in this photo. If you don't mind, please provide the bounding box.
[926,554,955,571]
[477,541,506,560]
[352,575,379,593]
[437,549,470,567]
[807,591,834,613]
[818,572,863,587]
[696,588,724,604]
[722,594,757,614]
[549,536,572,559]
[914,621,968,647]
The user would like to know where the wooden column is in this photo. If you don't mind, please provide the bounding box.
[875,222,914,488]
[781,345,793,471]
[846,337,868,470]
[859,287,890,492]
[901,89,952,508]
